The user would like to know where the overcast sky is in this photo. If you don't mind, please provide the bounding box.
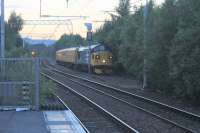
[2,0,164,39]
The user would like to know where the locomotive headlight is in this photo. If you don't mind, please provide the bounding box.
[96,55,100,59]
[102,59,106,63]
[31,51,36,57]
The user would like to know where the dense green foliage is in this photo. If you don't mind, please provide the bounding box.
[5,12,25,57]
[94,0,200,102]
[41,77,56,104]
[49,34,85,59]
[170,0,200,101]
[54,34,85,51]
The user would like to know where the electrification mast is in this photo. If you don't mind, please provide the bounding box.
[1,0,5,58]
[143,0,148,89]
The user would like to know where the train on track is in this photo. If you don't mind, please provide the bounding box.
[56,43,113,74]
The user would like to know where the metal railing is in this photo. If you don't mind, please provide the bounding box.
[0,58,40,110]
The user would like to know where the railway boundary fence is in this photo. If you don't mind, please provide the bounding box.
[0,58,40,111]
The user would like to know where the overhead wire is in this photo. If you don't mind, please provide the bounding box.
[23,0,144,40]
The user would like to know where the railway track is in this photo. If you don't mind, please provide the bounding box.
[42,72,140,133]
[53,93,90,133]
[44,64,200,133]
[42,66,198,133]
[45,64,200,119]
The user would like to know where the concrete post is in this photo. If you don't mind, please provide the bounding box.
[35,58,40,111]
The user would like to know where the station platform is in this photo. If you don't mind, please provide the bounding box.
[0,111,48,133]
[0,110,87,133]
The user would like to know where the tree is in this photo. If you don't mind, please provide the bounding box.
[118,7,144,77]
[8,12,23,33]
[148,0,178,91]
[93,0,200,103]
[6,12,24,54]
[116,0,130,17]
[54,34,84,52]
[170,0,200,102]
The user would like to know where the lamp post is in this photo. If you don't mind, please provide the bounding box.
[84,23,93,74]
[143,0,148,89]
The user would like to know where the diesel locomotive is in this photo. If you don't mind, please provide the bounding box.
[56,43,113,74]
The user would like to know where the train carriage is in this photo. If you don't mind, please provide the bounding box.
[56,47,78,67]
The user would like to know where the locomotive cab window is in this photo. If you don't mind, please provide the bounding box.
[93,45,106,52]
[99,46,105,51]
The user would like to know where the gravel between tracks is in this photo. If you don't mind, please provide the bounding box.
[55,84,126,133]
[44,69,188,133]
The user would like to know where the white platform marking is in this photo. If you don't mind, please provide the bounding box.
[43,111,86,133]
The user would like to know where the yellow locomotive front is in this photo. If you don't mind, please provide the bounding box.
[91,45,113,74]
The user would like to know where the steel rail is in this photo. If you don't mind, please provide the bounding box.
[47,65,200,121]
[53,93,90,133]
[41,72,140,133]
[44,68,197,133]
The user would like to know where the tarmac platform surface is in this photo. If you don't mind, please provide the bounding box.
[0,111,48,133]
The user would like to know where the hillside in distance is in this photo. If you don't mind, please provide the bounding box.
[24,38,56,46]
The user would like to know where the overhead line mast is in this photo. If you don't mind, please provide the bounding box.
[143,0,149,89]
[1,0,5,58]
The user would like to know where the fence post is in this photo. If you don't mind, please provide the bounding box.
[35,58,40,111]
[0,59,5,81]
